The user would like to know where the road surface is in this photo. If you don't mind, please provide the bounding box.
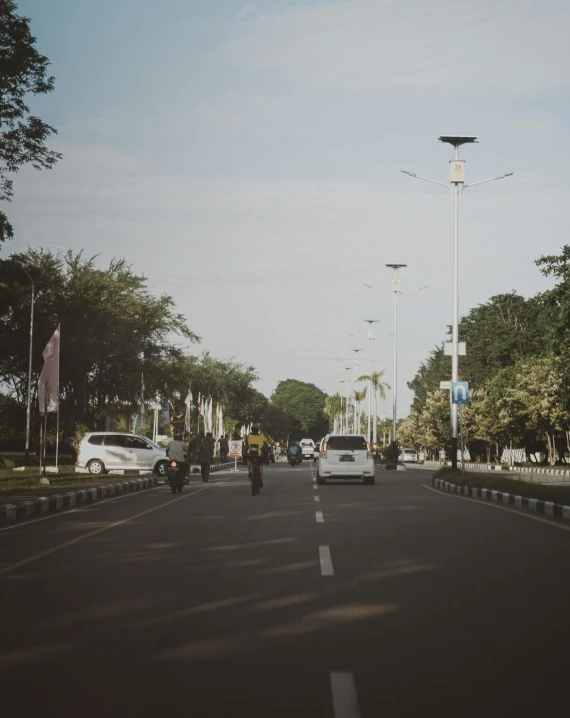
[1,461,568,716]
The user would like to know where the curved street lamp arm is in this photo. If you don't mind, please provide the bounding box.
[401,170,452,194]
[464,172,513,190]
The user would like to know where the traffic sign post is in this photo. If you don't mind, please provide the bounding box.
[229,439,243,472]
[451,382,469,473]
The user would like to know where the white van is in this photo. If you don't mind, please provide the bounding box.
[77,432,168,476]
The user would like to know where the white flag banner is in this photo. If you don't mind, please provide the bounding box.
[38,325,60,414]
[218,406,224,439]
[184,387,192,433]
[207,398,213,435]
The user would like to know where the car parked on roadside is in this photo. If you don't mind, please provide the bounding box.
[317,434,375,485]
[77,432,168,476]
[399,447,418,463]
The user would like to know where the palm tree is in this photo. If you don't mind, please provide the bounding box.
[353,388,367,434]
[324,393,343,432]
[357,370,390,447]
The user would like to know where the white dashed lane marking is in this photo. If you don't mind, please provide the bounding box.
[331,672,361,718]
[316,511,324,523]
[319,545,334,576]
[314,496,320,502]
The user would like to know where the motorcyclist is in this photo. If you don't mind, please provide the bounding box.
[166,430,189,479]
[287,442,301,464]
[245,426,269,486]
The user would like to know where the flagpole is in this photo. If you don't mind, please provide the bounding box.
[43,388,48,477]
[55,326,60,472]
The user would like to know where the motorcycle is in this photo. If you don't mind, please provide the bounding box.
[167,460,186,494]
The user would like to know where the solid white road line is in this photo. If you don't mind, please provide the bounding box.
[314,496,320,502]
[316,511,324,523]
[319,545,334,576]
[330,672,361,718]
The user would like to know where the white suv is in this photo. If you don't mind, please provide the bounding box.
[317,434,376,485]
[77,432,168,476]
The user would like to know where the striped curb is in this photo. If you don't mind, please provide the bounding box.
[448,461,570,481]
[0,475,158,528]
[432,477,570,522]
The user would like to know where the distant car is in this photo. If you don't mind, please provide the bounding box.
[399,448,418,463]
[299,438,315,461]
[317,434,375,485]
[77,432,168,476]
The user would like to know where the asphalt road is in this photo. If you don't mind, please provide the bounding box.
[0,461,568,717]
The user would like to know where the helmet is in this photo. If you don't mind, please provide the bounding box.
[251,426,260,435]
[174,430,182,441]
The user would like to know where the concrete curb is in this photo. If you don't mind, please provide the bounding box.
[448,461,570,481]
[432,477,570,522]
[0,476,158,528]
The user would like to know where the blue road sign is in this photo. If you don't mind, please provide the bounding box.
[451,381,469,405]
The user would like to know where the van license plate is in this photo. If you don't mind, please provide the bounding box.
[339,455,355,462]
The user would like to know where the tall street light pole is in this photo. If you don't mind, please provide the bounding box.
[24,271,35,465]
[351,349,363,434]
[364,274,428,461]
[386,265,406,459]
[402,135,512,469]
[364,320,379,445]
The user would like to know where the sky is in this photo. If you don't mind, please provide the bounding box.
[8,0,570,422]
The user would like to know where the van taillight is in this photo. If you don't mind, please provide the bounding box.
[323,442,327,457]
[366,442,371,457]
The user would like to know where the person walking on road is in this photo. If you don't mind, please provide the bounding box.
[200,432,214,482]
[219,434,229,463]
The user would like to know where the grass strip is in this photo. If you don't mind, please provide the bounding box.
[435,467,570,505]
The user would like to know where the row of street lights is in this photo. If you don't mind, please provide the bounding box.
[353,136,512,463]
[337,136,512,463]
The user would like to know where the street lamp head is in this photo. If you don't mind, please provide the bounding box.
[364,319,380,324]
[401,170,416,177]
[437,135,478,147]
[505,172,514,177]
[385,264,407,270]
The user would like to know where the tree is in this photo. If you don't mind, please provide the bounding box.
[0,1,62,244]
[407,345,448,414]
[324,393,343,431]
[0,249,199,441]
[459,292,545,387]
[357,370,389,446]
[353,388,367,434]
[510,355,570,464]
[271,379,328,440]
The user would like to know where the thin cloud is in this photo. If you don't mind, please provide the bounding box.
[229,0,570,95]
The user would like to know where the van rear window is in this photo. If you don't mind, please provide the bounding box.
[327,436,367,451]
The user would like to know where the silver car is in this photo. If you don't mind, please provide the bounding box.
[317,434,376,485]
[399,448,418,463]
[77,432,168,476]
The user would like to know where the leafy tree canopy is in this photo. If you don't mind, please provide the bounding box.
[271,378,328,440]
[0,0,62,244]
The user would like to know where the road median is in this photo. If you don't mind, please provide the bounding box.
[432,469,570,522]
